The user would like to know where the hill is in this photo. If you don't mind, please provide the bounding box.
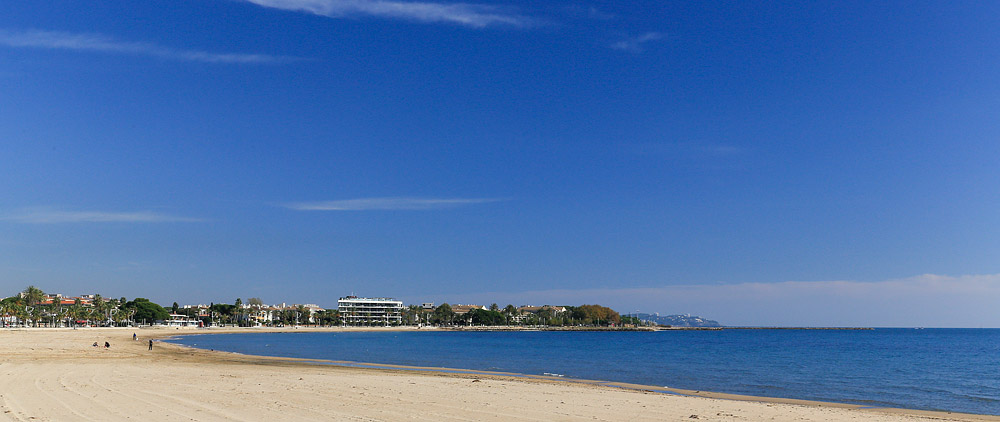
[635,313,721,327]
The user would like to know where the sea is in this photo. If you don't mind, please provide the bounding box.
[164,328,1000,416]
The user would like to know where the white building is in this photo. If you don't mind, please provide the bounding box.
[164,314,202,327]
[337,296,404,326]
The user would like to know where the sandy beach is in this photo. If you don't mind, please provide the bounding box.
[1,327,995,422]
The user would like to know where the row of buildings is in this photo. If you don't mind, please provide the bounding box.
[180,296,568,326]
[336,296,568,326]
[7,291,569,327]
[21,293,101,307]
[179,303,328,325]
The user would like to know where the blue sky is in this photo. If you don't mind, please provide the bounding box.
[2,1,999,326]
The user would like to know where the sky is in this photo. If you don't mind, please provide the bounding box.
[2,1,999,327]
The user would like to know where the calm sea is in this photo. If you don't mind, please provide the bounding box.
[165,328,1000,415]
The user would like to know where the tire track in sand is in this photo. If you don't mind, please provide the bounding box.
[32,371,95,421]
[88,366,244,421]
[0,363,41,422]
[51,368,136,421]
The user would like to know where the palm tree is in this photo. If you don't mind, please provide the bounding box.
[0,300,10,327]
[234,298,244,326]
[406,305,422,325]
[434,303,455,326]
[22,286,44,307]
[49,298,64,327]
[2,301,25,327]
[92,294,106,326]
[16,305,30,327]
[295,304,308,326]
[67,298,84,326]
[503,304,519,325]
[29,305,43,327]
[82,307,96,326]
[20,286,45,327]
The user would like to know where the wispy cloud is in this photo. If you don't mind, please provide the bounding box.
[284,197,504,211]
[0,29,292,64]
[242,0,534,28]
[628,142,748,171]
[610,31,664,52]
[1,208,202,224]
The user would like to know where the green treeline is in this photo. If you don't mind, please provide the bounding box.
[0,286,171,327]
[2,286,632,328]
[404,303,623,327]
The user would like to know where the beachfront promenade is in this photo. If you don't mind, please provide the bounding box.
[1,327,996,422]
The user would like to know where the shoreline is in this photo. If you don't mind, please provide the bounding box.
[153,326,994,420]
[2,326,997,421]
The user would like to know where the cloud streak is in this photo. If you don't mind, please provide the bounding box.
[0,29,291,64]
[242,0,533,28]
[1,209,202,224]
[610,32,664,52]
[284,197,504,211]
[430,274,1000,328]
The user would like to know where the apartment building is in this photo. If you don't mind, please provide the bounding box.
[337,296,404,326]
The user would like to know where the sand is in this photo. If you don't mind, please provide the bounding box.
[1,327,996,422]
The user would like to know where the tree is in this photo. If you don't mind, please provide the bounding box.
[93,294,115,326]
[28,305,44,327]
[68,301,84,326]
[433,303,455,325]
[22,286,44,307]
[125,298,170,324]
[571,304,620,326]
[402,305,422,325]
[111,302,133,326]
[621,316,642,325]
[1,296,25,327]
[538,307,555,325]
[91,294,105,325]
[313,309,339,326]
[234,298,244,326]
[503,304,518,325]
[278,309,297,326]
[210,303,237,325]
[49,295,63,327]
[296,304,309,325]
[172,302,180,314]
[245,298,265,326]
[466,309,504,326]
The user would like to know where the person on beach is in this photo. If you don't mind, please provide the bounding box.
[92,342,98,347]
[133,333,137,341]
[148,340,153,351]
[104,341,110,349]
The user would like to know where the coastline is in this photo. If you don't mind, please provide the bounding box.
[2,326,996,421]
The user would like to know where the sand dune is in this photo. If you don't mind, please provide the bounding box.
[0,327,995,422]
